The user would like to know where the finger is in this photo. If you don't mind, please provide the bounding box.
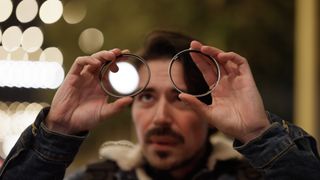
[109,62,119,72]
[190,40,203,50]
[201,45,224,58]
[223,60,240,76]
[179,93,209,117]
[121,49,130,54]
[100,96,133,119]
[193,44,227,77]
[190,52,218,86]
[92,49,121,62]
[217,52,251,75]
[69,56,101,76]
[217,52,246,65]
[93,49,122,73]
[218,63,228,77]
[109,49,130,73]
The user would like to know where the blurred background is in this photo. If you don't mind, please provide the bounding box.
[0,0,318,172]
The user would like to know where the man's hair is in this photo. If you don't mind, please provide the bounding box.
[138,30,212,105]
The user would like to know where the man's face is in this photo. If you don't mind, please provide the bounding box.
[131,58,209,170]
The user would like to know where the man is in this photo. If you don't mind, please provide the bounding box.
[0,30,319,179]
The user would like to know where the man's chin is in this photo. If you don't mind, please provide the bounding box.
[145,149,180,170]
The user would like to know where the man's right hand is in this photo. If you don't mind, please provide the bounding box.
[45,49,133,135]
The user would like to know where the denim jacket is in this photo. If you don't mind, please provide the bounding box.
[0,107,319,180]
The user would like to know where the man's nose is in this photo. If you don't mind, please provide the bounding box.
[152,97,172,126]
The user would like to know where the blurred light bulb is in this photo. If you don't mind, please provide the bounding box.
[40,47,63,65]
[0,0,13,22]
[28,48,43,61]
[79,28,104,54]
[16,0,38,23]
[63,0,86,24]
[9,47,28,61]
[39,0,63,24]
[0,46,9,60]
[0,61,65,89]
[22,26,43,53]
[2,26,22,52]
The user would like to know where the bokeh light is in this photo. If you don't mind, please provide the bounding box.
[39,0,63,24]
[0,61,64,89]
[0,102,48,158]
[39,47,63,65]
[0,46,8,60]
[28,48,43,61]
[78,28,104,54]
[0,0,13,22]
[10,47,28,61]
[22,26,44,53]
[63,0,87,24]
[16,0,38,23]
[2,26,23,52]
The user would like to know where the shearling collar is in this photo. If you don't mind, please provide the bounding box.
[98,133,242,180]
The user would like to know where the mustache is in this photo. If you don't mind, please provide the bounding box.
[144,126,185,144]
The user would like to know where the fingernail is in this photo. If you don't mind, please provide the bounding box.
[121,49,130,54]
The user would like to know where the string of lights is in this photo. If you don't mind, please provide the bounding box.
[0,0,106,158]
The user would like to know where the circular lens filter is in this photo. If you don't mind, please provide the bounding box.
[99,54,150,97]
[168,49,220,97]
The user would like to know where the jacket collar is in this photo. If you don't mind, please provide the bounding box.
[99,133,242,180]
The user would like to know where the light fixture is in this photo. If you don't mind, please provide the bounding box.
[0,102,48,158]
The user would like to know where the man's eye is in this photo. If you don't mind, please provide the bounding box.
[137,93,154,103]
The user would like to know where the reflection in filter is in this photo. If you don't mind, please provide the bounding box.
[170,51,219,97]
[108,61,139,95]
[100,54,150,97]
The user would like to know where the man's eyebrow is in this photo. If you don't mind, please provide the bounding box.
[142,87,155,93]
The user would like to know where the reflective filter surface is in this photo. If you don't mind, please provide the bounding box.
[99,54,150,97]
[169,50,220,97]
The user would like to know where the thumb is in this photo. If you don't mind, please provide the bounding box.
[179,93,209,116]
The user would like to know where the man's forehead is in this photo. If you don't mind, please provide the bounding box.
[137,58,187,91]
